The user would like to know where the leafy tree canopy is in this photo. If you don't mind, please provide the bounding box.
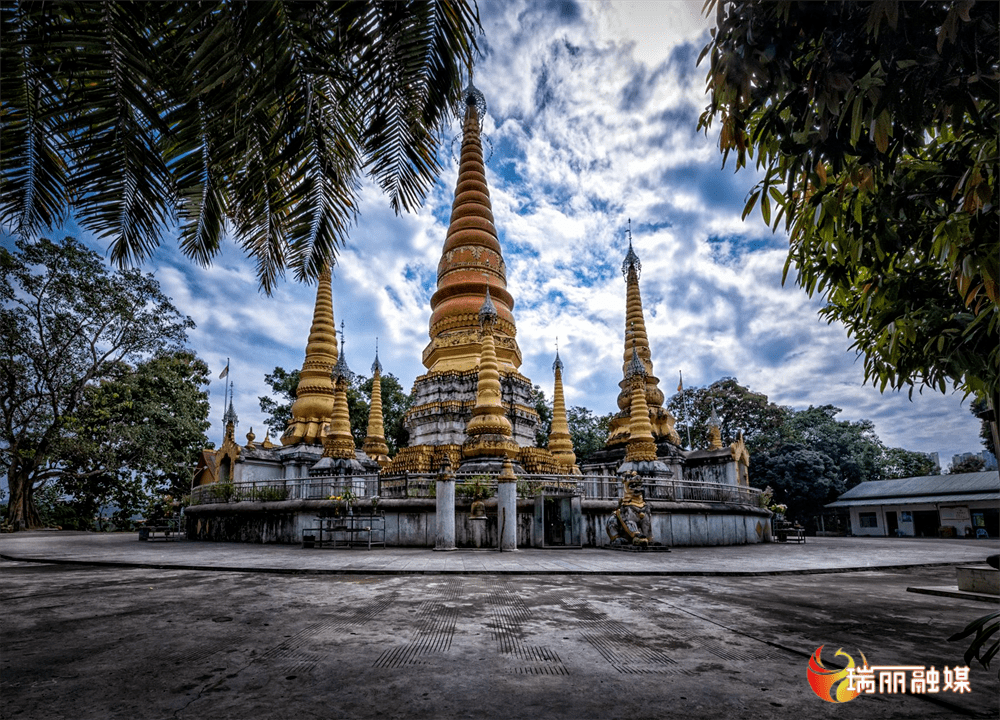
[779,404,886,487]
[55,351,211,528]
[667,377,949,523]
[881,446,940,480]
[699,0,999,422]
[668,377,788,453]
[566,406,613,464]
[532,385,552,448]
[259,368,301,439]
[1,236,195,529]
[1,1,481,292]
[753,443,843,523]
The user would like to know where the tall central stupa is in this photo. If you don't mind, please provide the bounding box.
[392,82,541,470]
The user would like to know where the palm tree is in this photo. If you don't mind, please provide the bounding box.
[1,1,480,292]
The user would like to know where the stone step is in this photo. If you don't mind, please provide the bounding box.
[956,565,999,595]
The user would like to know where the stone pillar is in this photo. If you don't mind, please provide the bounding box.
[435,459,456,551]
[497,458,518,551]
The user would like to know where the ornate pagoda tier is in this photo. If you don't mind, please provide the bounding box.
[401,82,540,451]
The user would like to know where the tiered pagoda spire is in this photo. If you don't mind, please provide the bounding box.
[462,289,518,462]
[400,80,540,451]
[363,342,391,467]
[282,268,338,446]
[547,347,579,473]
[606,224,681,448]
[623,347,658,463]
[222,382,238,440]
[321,325,355,461]
[423,82,521,374]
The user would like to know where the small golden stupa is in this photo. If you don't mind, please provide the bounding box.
[547,348,580,475]
[362,343,391,468]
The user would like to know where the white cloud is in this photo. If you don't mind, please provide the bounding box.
[11,1,981,467]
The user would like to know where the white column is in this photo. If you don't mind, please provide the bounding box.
[435,461,456,551]
[497,459,518,551]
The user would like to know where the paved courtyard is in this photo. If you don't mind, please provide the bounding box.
[1,533,997,719]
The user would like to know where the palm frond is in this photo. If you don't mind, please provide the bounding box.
[1,1,482,292]
[0,3,70,236]
[359,0,479,215]
[57,2,174,265]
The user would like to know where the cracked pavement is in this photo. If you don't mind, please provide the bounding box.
[1,545,998,720]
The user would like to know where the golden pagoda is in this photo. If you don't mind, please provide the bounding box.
[461,289,520,466]
[622,347,659,464]
[362,343,391,468]
[281,267,337,446]
[398,81,540,457]
[322,342,355,461]
[548,348,580,474]
[314,325,368,475]
[213,384,241,483]
[605,225,681,448]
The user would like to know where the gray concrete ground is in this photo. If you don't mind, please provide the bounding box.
[1,533,998,720]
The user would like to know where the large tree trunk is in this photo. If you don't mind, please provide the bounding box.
[5,464,43,530]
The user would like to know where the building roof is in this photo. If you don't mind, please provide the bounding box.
[826,471,999,508]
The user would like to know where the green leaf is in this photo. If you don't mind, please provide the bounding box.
[742,189,760,221]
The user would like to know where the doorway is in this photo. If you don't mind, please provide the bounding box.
[533,494,581,548]
[885,511,898,537]
[913,510,940,538]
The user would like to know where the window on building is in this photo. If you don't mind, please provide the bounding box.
[859,512,878,528]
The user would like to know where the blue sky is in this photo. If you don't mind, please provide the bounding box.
[3,0,986,469]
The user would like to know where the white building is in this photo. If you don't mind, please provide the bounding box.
[826,471,999,539]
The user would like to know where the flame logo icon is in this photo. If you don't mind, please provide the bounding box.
[807,646,866,703]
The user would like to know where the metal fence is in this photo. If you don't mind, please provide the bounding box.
[191,472,762,506]
[190,476,380,505]
[576,477,761,504]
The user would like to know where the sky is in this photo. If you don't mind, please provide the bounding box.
[4,0,987,470]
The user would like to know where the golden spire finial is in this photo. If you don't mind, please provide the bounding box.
[363,341,390,467]
[222,380,239,441]
[282,266,337,445]
[548,343,579,474]
[462,293,517,460]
